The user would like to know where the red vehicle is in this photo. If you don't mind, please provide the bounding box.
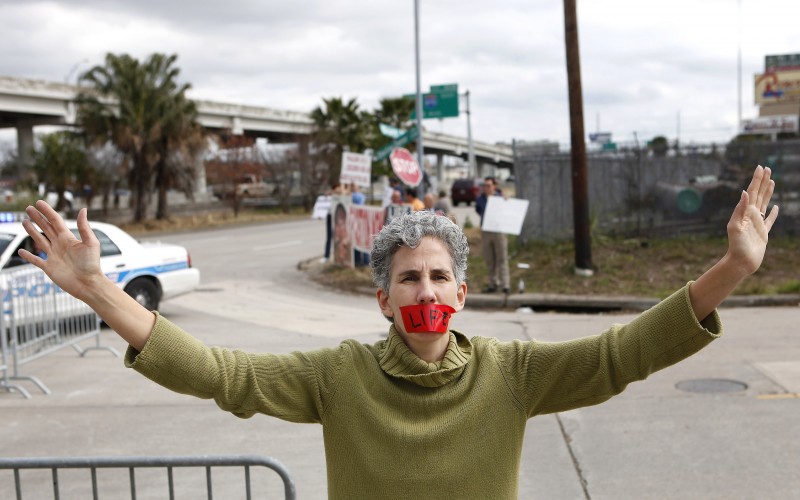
[450,178,481,206]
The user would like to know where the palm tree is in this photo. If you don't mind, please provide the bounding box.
[374,97,415,132]
[76,53,202,222]
[370,97,417,178]
[310,97,370,183]
[152,85,205,220]
[31,131,89,211]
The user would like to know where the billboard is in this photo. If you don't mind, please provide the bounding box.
[740,115,799,135]
[754,70,800,104]
[765,53,800,71]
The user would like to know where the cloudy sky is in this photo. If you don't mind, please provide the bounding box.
[1,0,799,149]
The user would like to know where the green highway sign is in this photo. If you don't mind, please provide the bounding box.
[375,127,419,162]
[405,83,459,119]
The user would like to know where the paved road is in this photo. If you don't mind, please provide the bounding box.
[2,218,799,499]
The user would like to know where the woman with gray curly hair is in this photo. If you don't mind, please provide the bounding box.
[17,167,780,499]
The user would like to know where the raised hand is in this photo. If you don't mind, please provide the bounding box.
[18,201,103,302]
[726,165,779,276]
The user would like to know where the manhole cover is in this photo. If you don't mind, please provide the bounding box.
[676,378,748,393]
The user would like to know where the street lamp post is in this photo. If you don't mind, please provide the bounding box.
[64,58,90,86]
[464,90,476,178]
[413,0,425,196]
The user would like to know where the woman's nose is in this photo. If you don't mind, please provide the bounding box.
[417,278,436,304]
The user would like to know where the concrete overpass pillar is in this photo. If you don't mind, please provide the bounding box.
[17,123,35,168]
[194,154,207,198]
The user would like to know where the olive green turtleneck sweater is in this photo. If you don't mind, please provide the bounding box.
[125,284,722,499]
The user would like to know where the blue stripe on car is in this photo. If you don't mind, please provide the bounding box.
[109,261,189,284]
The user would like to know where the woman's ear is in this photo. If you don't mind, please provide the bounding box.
[376,288,394,318]
[455,281,467,312]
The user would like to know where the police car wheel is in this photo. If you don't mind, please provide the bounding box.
[125,279,160,311]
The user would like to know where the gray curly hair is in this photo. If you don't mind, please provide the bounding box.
[370,211,469,292]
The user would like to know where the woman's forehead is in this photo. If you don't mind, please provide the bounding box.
[391,237,451,271]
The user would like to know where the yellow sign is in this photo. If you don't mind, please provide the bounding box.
[754,70,800,104]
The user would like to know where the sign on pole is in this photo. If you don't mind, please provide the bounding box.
[340,152,372,188]
[766,53,800,71]
[588,132,612,144]
[389,148,422,187]
[754,70,800,104]
[405,83,459,119]
[740,115,799,135]
[375,127,419,162]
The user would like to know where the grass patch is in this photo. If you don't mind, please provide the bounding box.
[312,227,800,298]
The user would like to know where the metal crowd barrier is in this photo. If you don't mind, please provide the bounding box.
[0,455,296,500]
[1,266,119,398]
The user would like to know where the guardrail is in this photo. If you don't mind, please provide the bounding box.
[1,266,118,398]
[0,455,297,500]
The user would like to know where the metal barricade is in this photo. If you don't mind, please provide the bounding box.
[0,266,119,398]
[0,455,297,500]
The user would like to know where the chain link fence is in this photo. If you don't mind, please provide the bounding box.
[515,139,800,241]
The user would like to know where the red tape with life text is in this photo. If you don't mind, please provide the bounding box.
[400,304,456,333]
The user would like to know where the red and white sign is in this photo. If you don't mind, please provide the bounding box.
[389,148,422,187]
[340,152,372,188]
[348,205,385,253]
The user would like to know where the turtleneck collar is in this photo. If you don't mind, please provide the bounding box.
[378,325,473,388]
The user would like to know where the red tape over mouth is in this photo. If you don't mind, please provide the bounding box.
[400,304,456,333]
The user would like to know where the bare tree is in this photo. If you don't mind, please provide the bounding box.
[205,134,262,217]
[261,145,298,214]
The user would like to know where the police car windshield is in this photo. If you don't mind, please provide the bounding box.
[0,233,15,255]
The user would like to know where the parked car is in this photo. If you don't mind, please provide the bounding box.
[450,178,481,206]
[0,214,200,311]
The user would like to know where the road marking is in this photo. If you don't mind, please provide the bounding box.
[252,240,303,251]
[757,393,800,400]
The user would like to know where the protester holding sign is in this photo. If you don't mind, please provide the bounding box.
[16,166,780,499]
[475,176,510,294]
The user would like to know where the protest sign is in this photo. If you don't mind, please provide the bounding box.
[340,152,372,188]
[481,197,529,235]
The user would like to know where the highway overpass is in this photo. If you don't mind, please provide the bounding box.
[0,75,513,183]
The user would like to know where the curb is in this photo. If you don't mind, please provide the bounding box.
[299,257,800,313]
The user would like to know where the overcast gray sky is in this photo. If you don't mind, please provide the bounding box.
[1,0,798,148]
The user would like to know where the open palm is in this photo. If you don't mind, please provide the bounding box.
[726,166,779,276]
[18,202,103,301]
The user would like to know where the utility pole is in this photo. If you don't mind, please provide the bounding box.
[464,90,476,178]
[737,0,742,132]
[563,0,593,276]
[413,0,425,196]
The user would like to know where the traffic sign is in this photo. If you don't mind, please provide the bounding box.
[375,127,419,162]
[589,132,612,144]
[389,148,422,187]
[405,83,459,119]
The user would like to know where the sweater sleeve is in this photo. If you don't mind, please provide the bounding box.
[495,283,722,417]
[124,314,345,423]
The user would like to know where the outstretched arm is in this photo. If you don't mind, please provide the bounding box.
[18,201,155,351]
[689,165,779,321]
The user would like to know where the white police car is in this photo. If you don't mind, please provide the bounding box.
[0,213,200,311]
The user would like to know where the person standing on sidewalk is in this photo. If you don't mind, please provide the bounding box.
[16,166,780,499]
[404,186,425,211]
[350,182,369,266]
[321,183,343,263]
[475,176,510,294]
